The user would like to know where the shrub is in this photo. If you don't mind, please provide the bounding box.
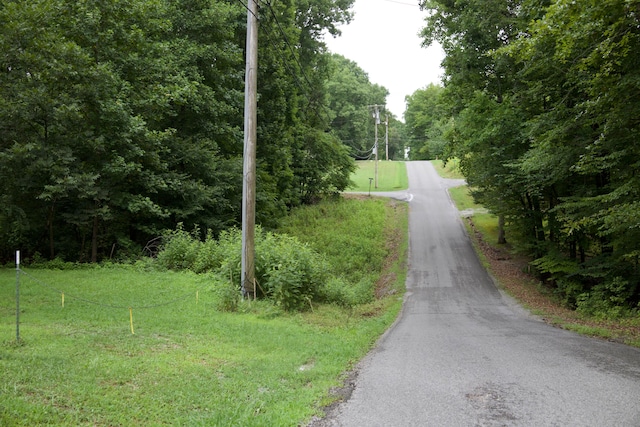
[260,233,328,310]
[576,277,637,319]
[28,255,80,270]
[192,230,223,274]
[155,225,329,311]
[214,228,242,283]
[554,278,585,308]
[156,224,201,271]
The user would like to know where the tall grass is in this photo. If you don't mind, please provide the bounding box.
[280,197,388,281]
[280,196,407,306]
[0,196,408,426]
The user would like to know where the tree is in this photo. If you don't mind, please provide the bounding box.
[325,54,389,159]
[252,0,356,219]
[404,84,450,160]
[420,0,529,245]
[0,0,357,262]
[420,0,640,311]
[501,0,640,310]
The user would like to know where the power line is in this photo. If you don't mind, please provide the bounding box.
[239,0,381,143]
[235,1,335,135]
[262,1,315,99]
[235,0,261,20]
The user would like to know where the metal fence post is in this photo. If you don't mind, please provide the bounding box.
[16,250,20,342]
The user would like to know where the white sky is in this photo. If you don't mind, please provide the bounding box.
[324,0,444,120]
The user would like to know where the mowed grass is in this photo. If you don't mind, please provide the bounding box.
[431,158,464,179]
[447,185,481,212]
[447,184,500,247]
[0,197,408,426]
[350,161,408,192]
[439,160,500,247]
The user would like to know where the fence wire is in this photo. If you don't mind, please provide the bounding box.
[18,268,199,310]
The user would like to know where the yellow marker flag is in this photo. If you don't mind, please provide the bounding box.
[129,307,135,335]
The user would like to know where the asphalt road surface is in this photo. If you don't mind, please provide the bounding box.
[314,161,640,426]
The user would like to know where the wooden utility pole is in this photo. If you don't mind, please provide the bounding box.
[374,110,378,188]
[385,114,389,161]
[369,105,383,188]
[241,0,258,299]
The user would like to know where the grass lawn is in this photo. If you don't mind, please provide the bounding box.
[447,185,481,212]
[350,161,408,192]
[447,185,500,246]
[1,197,409,426]
[431,158,464,179]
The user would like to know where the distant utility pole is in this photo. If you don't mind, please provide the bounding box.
[374,109,378,189]
[369,105,384,188]
[385,114,389,161]
[241,0,258,299]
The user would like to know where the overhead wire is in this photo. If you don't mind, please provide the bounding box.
[234,0,325,124]
[235,0,371,147]
[350,142,377,155]
[259,0,337,126]
[261,1,316,99]
[235,0,260,21]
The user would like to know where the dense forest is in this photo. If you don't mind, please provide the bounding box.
[4,0,637,314]
[0,0,395,263]
[407,0,640,315]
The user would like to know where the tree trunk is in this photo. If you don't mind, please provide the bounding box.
[532,195,546,242]
[47,204,55,259]
[497,214,507,244]
[91,214,98,263]
[548,190,558,243]
[569,240,577,260]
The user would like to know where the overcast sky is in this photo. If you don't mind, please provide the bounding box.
[323,0,444,120]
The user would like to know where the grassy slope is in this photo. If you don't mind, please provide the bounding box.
[350,161,408,192]
[0,198,409,426]
[430,158,462,179]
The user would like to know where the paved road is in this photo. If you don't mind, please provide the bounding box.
[316,161,640,426]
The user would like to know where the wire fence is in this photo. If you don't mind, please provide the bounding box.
[9,254,202,341]
[19,269,198,310]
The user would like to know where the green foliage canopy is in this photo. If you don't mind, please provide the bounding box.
[0,0,356,262]
[404,84,450,160]
[419,0,640,314]
[324,54,390,159]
